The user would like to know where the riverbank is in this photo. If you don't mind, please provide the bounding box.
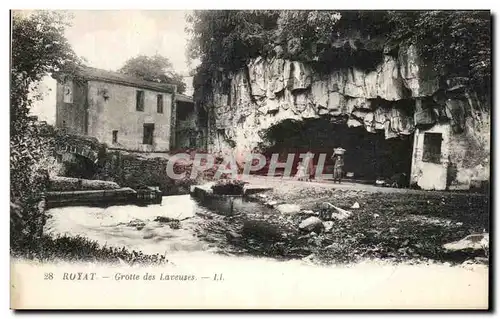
[197,178,490,265]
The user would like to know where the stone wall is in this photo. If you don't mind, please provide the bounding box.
[410,123,451,190]
[55,79,88,135]
[93,152,177,195]
[93,151,223,195]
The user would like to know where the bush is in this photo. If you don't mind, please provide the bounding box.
[11,234,169,265]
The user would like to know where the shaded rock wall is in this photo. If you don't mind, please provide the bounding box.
[200,44,490,188]
[207,45,440,152]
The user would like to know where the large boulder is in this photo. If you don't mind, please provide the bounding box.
[299,216,324,233]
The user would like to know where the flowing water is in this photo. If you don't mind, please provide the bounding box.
[41,195,489,309]
[44,195,228,256]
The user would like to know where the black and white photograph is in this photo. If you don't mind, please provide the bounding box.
[9,8,491,309]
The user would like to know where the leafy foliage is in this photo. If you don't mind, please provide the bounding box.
[187,10,491,95]
[385,11,491,91]
[118,55,187,94]
[11,11,80,249]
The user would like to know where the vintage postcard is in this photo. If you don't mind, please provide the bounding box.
[10,9,491,310]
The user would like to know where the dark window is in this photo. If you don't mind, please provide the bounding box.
[157,94,164,113]
[177,101,193,121]
[112,130,118,144]
[422,132,442,164]
[136,90,144,111]
[143,123,154,145]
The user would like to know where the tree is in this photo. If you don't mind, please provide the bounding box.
[187,10,491,94]
[385,11,491,92]
[11,10,80,247]
[118,55,187,94]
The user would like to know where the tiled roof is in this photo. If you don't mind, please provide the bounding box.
[72,66,177,94]
[175,93,194,103]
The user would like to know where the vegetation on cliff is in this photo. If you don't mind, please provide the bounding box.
[187,10,491,96]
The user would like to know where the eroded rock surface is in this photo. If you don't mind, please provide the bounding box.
[206,51,444,153]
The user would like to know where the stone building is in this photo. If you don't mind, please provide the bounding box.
[55,66,184,153]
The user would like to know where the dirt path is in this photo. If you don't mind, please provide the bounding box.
[241,175,485,196]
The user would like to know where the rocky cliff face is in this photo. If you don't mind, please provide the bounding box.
[199,44,490,187]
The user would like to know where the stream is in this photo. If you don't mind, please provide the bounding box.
[44,195,230,256]
[40,194,488,308]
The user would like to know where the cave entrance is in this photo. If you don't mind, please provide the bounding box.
[259,118,414,184]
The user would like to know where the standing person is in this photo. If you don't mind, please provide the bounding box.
[332,148,346,184]
[305,151,315,181]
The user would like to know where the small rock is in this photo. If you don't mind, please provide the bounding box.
[320,202,335,210]
[325,243,341,250]
[456,222,463,226]
[265,200,278,207]
[299,216,324,233]
[323,221,334,233]
[331,206,352,220]
[155,216,178,223]
[351,202,360,209]
[443,233,489,252]
[226,231,242,241]
[298,233,313,240]
[276,204,301,214]
[373,213,380,218]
